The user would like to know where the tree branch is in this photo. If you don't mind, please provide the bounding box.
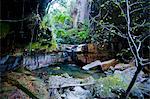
[129,2,144,7]
[141,61,150,66]
[100,24,127,38]
[0,17,29,22]
[140,34,150,42]
[137,41,141,52]
[126,0,142,63]
[114,1,128,22]
[130,6,150,14]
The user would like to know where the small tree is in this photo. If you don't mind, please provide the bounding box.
[90,0,150,98]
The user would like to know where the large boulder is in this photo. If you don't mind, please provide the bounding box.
[0,82,30,99]
[92,74,129,98]
[5,70,49,99]
[62,86,93,99]
[48,76,95,88]
[86,66,147,98]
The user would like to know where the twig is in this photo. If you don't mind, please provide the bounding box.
[141,61,150,66]
[137,41,141,52]
[0,17,29,22]
[141,34,150,42]
[101,24,127,38]
[129,2,144,7]
[114,1,128,22]
[130,6,150,14]
[49,82,95,88]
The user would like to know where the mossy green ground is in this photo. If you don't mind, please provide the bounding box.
[94,74,129,97]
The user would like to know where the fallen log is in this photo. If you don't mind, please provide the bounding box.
[82,59,118,71]
[82,60,102,70]
[49,82,95,88]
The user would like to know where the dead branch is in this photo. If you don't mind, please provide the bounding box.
[0,17,29,22]
[129,2,144,7]
[49,82,95,88]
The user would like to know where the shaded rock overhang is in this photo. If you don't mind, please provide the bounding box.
[1,0,52,20]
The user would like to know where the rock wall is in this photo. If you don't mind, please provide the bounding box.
[23,44,110,70]
[23,53,64,70]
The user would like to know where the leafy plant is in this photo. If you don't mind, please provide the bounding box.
[90,0,150,97]
[41,0,90,44]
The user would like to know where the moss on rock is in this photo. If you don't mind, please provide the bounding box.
[5,68,49,99]
[93,74,129,98]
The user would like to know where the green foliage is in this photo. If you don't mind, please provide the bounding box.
[55,24,90,44]
[117,49,132,57]
[0,22,10,39]
[94,74,129,97]
[53,13,71,24]
[41,0,90,44]
[26,38,57,52]
[90,0,149,59]
[91,0,149,39]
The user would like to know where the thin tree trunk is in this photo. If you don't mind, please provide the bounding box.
[125,66,142,98]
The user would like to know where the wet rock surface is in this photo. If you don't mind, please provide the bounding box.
[48,76,95,88]
[0,55,22,74]
[23,53,64,70]
[1,53,150,99]
[2,68,49,99]
[0,82,30,99]
[62,86,93,99]
[48,76,81,88]
[15,43,110,71]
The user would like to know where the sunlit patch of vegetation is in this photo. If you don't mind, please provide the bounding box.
[40,0,90,45]
[26,39,57,52]
[94,74,129,97]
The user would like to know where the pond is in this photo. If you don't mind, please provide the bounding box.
[33,63,105,79]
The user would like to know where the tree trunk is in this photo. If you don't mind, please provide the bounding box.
[125,66,142,98]
[71,0,89,28]
[77,0,89,23]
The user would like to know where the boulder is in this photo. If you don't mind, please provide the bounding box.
[92,74,129,98]
[87,43,97,53]
[137,79,150,97]
[91,71,145,98]
[48,76,94,88]
[0,82,30,99]
[114,67,145,82]
[143,65,150,74]
[60,43,109,64]
[6,71,49,99]
[62,86,92,99]
[114,63,133,70]
[48,76,81,88]
[101,59,118,71]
